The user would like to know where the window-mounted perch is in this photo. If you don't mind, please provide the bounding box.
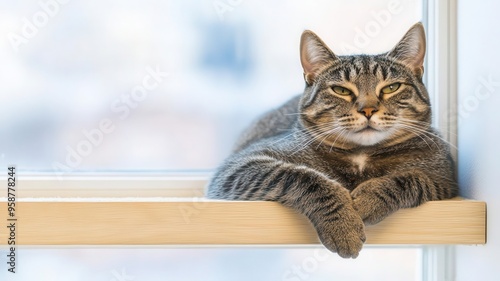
[0,198,486,245]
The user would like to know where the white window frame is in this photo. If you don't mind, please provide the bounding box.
[422,0,458,280]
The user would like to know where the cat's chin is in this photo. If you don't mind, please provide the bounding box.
[347,129,393,146]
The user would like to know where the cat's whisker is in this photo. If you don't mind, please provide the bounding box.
[384,118,432,148]
[273,123,334,146]
[397,120,457,150]
[316,127,345,149]
[395,122,441,149]
[291,126,337,154]
[293,127,333,144]
[398,118,458,137]
[305,126,343,145]
[397,125,434,151]
[269,132,295,146]
[340,129,353,150]
[299,112,367,147]
[329,127,348,152]
[300,127,340,148]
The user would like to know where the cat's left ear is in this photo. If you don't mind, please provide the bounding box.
[300,30,338,85]
[387,23,426,78]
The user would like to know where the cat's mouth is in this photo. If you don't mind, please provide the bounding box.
[355,125,379,133]
[344,124,395,146]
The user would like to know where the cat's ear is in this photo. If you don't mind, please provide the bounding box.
[387,22,426,77]
[300,30,338,85]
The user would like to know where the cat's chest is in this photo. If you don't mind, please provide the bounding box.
[313,148,408,187]
[328,153,376,174]
[349,154,370,173]
[343,154,380,189]
[321,152,387,189]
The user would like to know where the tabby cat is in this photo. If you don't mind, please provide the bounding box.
[206,23,458,258]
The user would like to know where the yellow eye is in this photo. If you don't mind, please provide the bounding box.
[332,86,352,96]
[381,83,401,94]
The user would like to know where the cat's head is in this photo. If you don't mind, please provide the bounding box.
[298,23,430,149]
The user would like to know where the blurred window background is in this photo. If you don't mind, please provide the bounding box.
[0,0,422,173]
[0,1,426,281]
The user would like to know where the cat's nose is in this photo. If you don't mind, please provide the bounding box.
[358,107,378,119]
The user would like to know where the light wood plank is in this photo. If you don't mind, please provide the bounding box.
[0,199,485,245]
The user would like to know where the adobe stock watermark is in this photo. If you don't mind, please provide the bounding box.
[51,65,169,179]
[443,74,500,129]
[178,189,208,224]
[110,268,135,281]
[453,74,500,126]
[7,0,71,53]
[282,249,333,281]
[213,0,244,21]
[340,0,402,54]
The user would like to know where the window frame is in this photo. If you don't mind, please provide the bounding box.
[422,0,458,280]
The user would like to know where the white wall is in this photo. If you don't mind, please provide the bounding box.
[456,0,500,280]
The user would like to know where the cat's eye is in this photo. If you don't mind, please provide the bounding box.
[381,83,401,95]
[332,86,352,96]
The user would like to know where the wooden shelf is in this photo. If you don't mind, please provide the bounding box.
[0,199,486,245]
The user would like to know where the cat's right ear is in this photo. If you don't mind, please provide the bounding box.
[300,30,338,85]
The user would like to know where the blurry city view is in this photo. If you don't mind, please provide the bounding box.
[0,0,422,172]
[0,0,425,280]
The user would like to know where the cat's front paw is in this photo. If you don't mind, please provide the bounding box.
[351,180,395,225]
[316,206,366,259]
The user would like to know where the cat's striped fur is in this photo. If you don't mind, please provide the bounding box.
[207,23,458,258]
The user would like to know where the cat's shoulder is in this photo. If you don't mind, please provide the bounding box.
[233,95,302,152]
